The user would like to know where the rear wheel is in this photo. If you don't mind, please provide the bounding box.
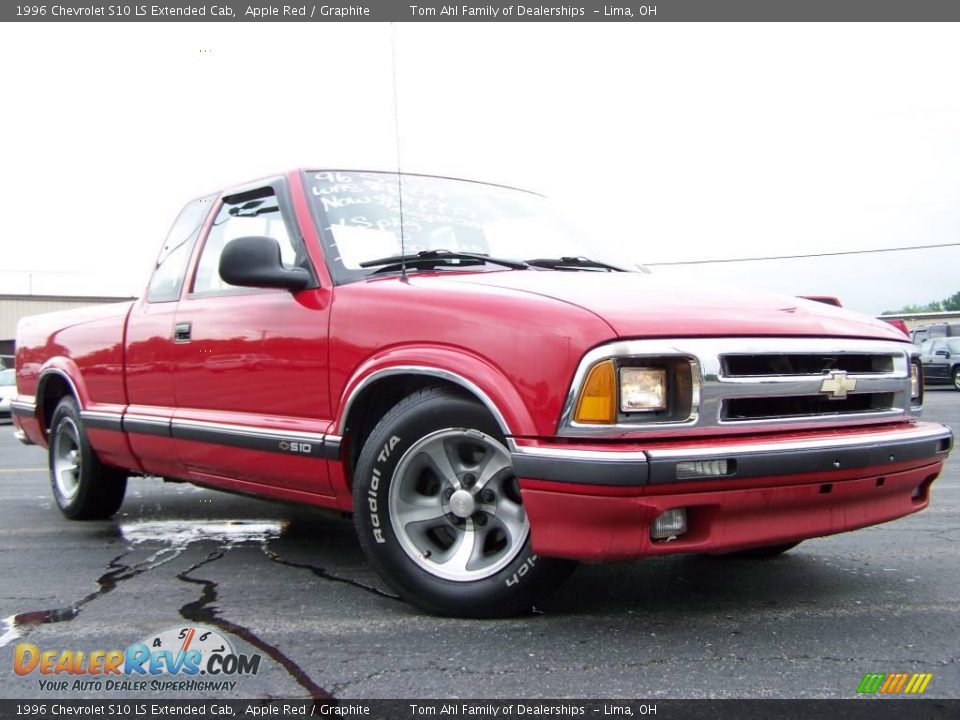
[352,386,575,617]
[718,541,801,559]
[49,396,127,519]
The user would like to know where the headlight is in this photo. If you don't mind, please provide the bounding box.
[572,356,697,425]
[620,367,667,412]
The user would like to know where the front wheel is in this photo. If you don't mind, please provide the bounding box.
[952,366,960,391]
[352,387,575,617]
[48,396,128,519]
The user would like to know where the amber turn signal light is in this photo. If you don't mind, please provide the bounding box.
[574,359,616,424]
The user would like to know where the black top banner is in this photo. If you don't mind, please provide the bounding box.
[5,0,960,22]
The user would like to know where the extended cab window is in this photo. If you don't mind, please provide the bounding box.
[192,189,298,295]
[147,196,215,303]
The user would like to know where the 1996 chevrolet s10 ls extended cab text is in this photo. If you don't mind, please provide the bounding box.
[11,170,954,616]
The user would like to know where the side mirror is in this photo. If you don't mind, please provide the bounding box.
[219,236,312,291]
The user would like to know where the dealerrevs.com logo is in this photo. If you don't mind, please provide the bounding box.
[14,626,261,693]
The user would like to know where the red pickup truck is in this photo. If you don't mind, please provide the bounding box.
[12,170,953,617]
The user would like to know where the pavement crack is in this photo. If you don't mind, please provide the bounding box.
[177,549,333,701]
[261,542,400,601]
[0,546,184,648]
[330,668,390,697]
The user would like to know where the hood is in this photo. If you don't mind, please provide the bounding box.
[413,271,908,342]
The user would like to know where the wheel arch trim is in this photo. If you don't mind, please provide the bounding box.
[335,364,522,439]
[35,362,88,430]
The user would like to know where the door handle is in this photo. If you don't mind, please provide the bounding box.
[173,321,192,343]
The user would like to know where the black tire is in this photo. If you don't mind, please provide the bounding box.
[952,366,960,391]
[48,396,127,520]
[717,541,802,559]
[352,386,575,617]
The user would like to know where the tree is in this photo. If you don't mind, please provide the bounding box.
[883,301,943,315]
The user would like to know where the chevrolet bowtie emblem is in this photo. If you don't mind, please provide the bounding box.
[820,371,857,400]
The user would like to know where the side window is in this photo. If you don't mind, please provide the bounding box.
[192,188,298,295]
[147,196,216,303]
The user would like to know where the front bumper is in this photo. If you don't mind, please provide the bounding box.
[513,422,953,561]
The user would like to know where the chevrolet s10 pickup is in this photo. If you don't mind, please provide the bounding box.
[12,170,954,616]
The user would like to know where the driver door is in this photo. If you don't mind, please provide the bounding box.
[170,180,335,497]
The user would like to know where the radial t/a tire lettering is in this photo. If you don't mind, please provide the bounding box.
[352,386,575,617]
[48,396,128,520]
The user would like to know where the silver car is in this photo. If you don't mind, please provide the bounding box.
[0,368,15,422]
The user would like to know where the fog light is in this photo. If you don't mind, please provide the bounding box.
[651,508,687,540]
[676,459,731,480]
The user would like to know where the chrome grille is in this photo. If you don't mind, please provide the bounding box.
[722,392,897,421]
[722,353,895,377]
[559,338,916,436]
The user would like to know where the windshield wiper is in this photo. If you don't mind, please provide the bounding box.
[524,256,626,272]
[360,250,529,273]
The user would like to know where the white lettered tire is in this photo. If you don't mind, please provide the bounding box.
[352,387,575,617]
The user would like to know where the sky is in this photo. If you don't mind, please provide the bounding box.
[1,22,958,315]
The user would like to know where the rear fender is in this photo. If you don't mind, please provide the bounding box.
[37,358,89,413]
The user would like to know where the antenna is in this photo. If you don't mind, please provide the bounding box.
[389,23,407,279]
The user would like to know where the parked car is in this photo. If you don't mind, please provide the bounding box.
[918,338,960,390]
[0,368,15,422]
[11,169,954,617]
[911,321,960,344]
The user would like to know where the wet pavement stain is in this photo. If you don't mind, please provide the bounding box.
[0,519,386,700]
[177,549,332,700]
[0,608,78,647]
[122,519,286,548]
[0,547,184,648]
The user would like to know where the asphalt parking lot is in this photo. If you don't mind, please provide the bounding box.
[0,390,957,700]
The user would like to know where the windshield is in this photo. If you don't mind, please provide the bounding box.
[305,170,614,282]
[0,369,14,386]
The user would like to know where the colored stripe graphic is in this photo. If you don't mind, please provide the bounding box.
[880,673,908,694]
[857,673,885,693]
[906,673,933,694]
[858,672,932,694]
